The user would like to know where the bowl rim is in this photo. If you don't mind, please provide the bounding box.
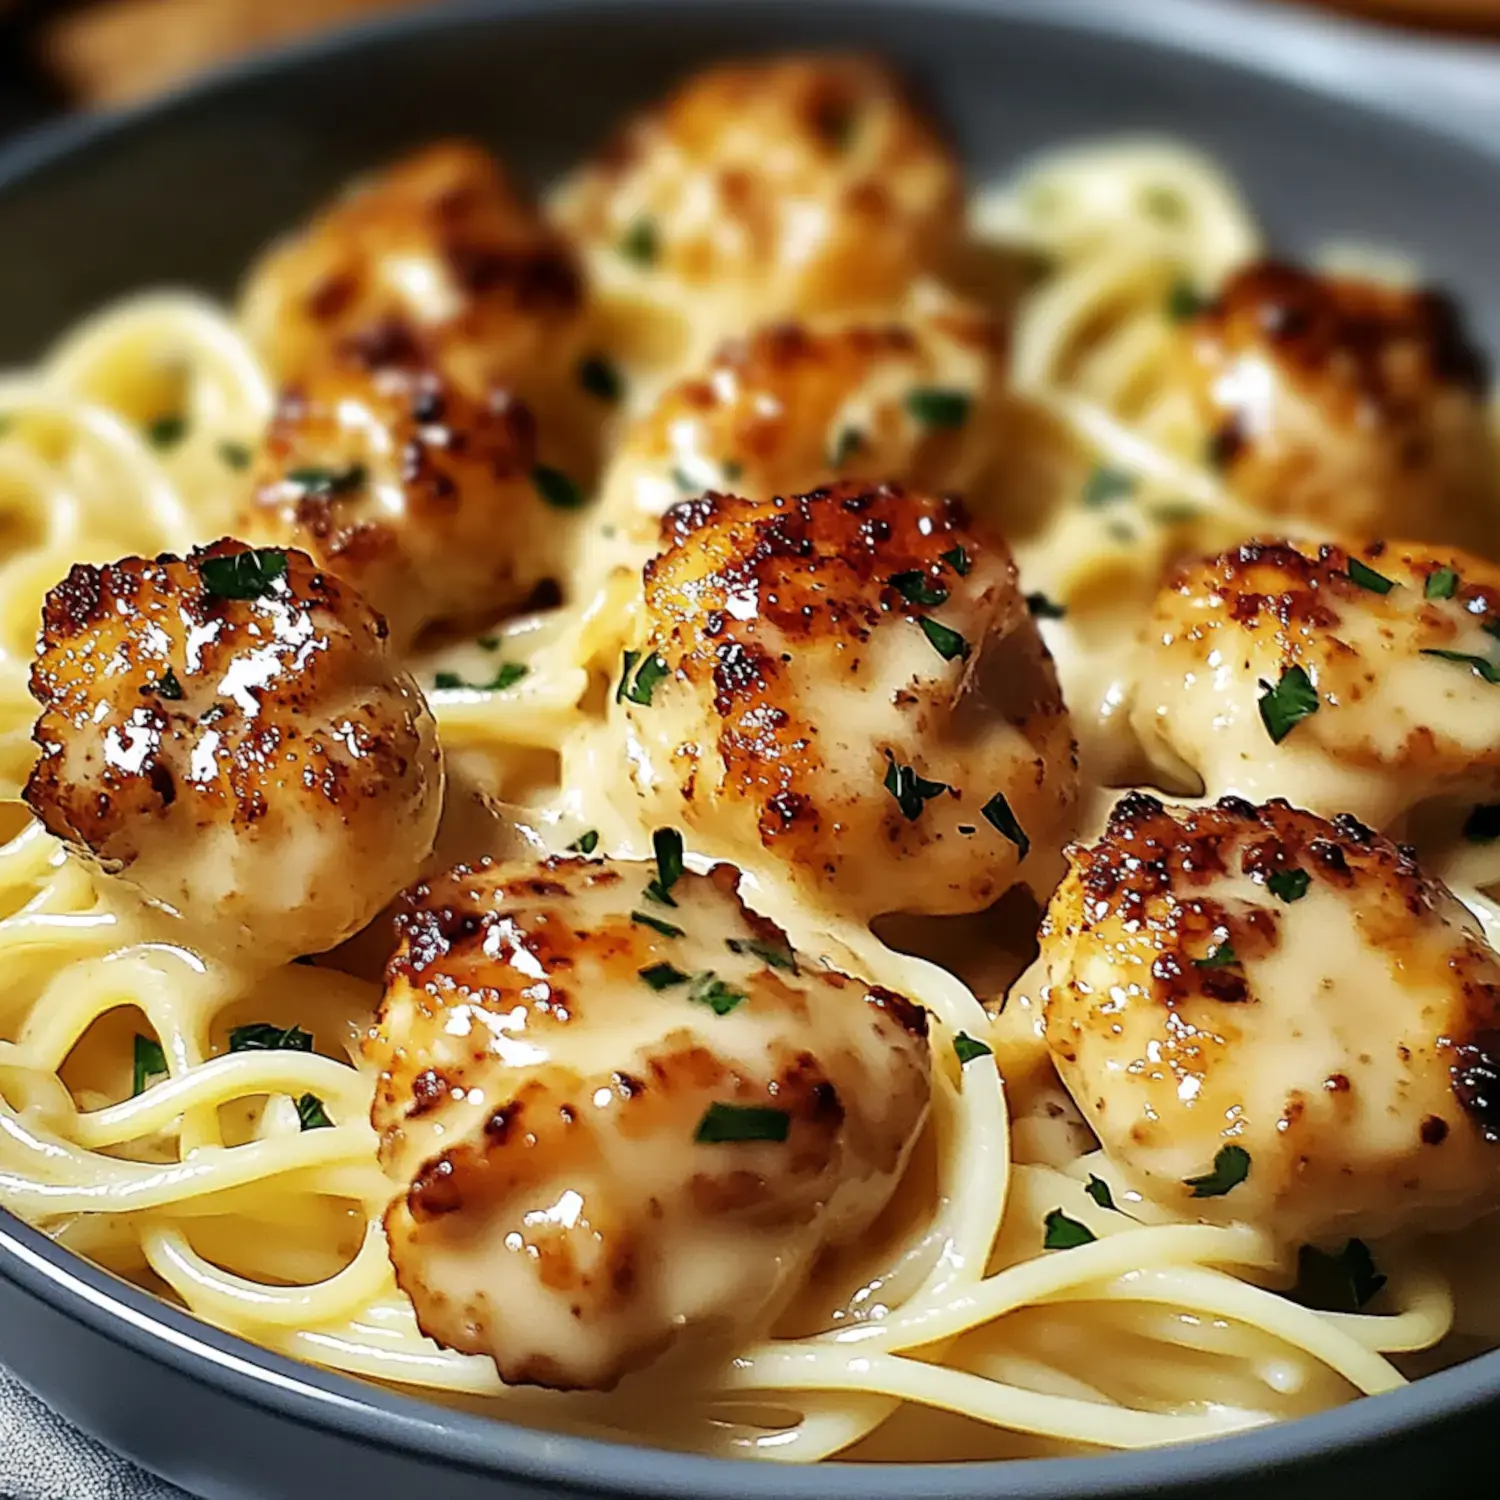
[4,0,1500,1493]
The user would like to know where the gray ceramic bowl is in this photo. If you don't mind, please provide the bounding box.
[2,2,1500,1496]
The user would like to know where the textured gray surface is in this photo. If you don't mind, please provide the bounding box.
[1,1,1499,1497]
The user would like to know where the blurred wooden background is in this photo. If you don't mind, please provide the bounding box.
[2,0,1499,113]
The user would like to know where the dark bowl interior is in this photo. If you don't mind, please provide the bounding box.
[2,2,1500,1497]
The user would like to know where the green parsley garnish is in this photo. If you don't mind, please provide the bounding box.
[1043,1209,1096,1249]
[1165,276,1206,322]
[1421,647,1500,684]
[1195,941,1238,970]
[645,827,685,907]
[199,548,288,601]
[830,426,865,467]
[569,830,600,855]
[904,388,971,428]
[918,616,971,662]
[639,962,689,991]
[1143,185,1185,222]
[1291,1239,1386,1314]
[1425,567,1459,600]
[889,570,948,607]
[217,440,252,470]
[726,936,798,974]
[478,635,500,650]
[152,667,184,701]
[695,1102,790,1145]
[1085,1175,1118,1212]
[953,1031,992,1066]
[1258,665,1319,744]
[146,414,187,449]
[1184,1143,1251,1198]
[433,663,528,693]
[688,973,748,1016]
[1347,557,1395,595]
[296,1093,333,1131]
[1266,868,1311,903]
[286,463,365,496]
[531,465,584,510]
[1082,465,1136,509]
[578,354,623,403]
[229,1022,313,1053]
[1026,592,1066,620]
[132,1034,167,1096]
[619,650,670,706]
[619,218,659,266]
[941,545,970,576]
[631,910,685,938]
[981,792,1030,858]
[882,752,950,821]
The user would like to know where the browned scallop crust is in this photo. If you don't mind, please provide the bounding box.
[1177,260,1495,545]
[1042,792,1500,1239]
[370,854,930,1389]
[26,540,440,958]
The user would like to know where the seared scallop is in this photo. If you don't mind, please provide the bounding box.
[1132,537,1500,828]
[590,289,1005,571]
[1176,260,1495,548]
[554,55,962,376]
[1040,793,1500,1244]
[609,482,1078,919]
[25,541,441,963]
[370,851,931,1390]
[240,361,579,648]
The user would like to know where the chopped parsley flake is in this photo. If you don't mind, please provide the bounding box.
[287,463,365,496]
[1195,941,1238,970]
[726,936,798,974]
[132,1034,167,1096]
[1043,1209,1096,1250]
[1258,665,1319,743]
[1143,185,1185,222]
[631,909,684,938]
[1292,1239,1387,1314]
[941,545,970,577]
[953,1031,992,1066]
[688,973,748,1016]
[1026,592,1067,620]
[904,387,971,428]
[619,219,659,267]
[217,440,252,470]
[981,792,1030,858]
[889,570,949,607]
[639,962,689,991]
[531,465,584,510]
[433,663,528,693]
[569,830,600,855]
[146,413,187,449]
[882,752,950,821]
[1082,465,1136,509]
[296,1093,333,1131]
[478,635,500,651]
[152,667,184,701]
[199,548,288,601]
[1425,567,1459,600]
[645,827,685,907]
[1421,647,1500,684]
[229,1022,313,1053]
[1085,1175,1118,1212]
[1266,868,1311,904]
[830,426,865,467]
[620,651,669,706]
[918,615,971,662]
[1347,557,1395,595]
[1165,276,1206,322]
[1184,1143,1251,1198]
[695,1102,790,1145]
[578,354,623,403]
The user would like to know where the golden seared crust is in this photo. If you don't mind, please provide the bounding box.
[242,141,584,399]
[554,56,962,369]
[610,481,1078,919]
[1132,535,1500,826]
[1177,260,1496,546]
[370,854,930,1390]
[590,291,1006,567]
[26,540,441,962]
[1041,792,1500,1242]
[241,361,574,647]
